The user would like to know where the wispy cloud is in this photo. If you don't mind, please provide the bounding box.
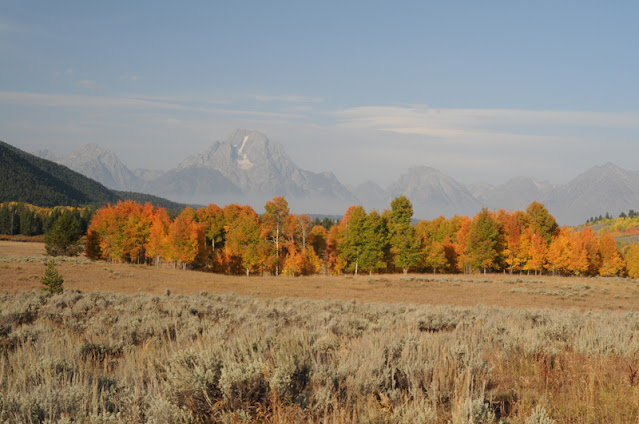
[251,93,324,103]
[77,80,105,89]
[120,74,141,82]
[0,91,306,120]
[64,68,73,76]
[329,105,639,142]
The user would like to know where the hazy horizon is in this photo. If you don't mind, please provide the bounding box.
[23,129,632,190]
[2,2,639,187]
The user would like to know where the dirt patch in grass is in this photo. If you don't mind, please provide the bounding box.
[1,240,638,311]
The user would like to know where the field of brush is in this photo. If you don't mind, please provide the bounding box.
[2,240,639,423]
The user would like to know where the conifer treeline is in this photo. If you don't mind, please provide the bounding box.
[0,202,93,237]
[85,197,630,277]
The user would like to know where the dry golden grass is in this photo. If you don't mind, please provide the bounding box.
[1,240,638,312]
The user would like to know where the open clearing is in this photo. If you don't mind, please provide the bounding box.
[1,240,638,311]
[3,239,639,423]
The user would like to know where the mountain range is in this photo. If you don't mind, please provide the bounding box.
[1,141,186,210]
[34,129,639,225]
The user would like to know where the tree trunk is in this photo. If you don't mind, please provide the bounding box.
[275,226,279,276]
[246,268,249,277]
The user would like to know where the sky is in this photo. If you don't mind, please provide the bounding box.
[1,1,638,187]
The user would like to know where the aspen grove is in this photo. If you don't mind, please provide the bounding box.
[85,197,627,277]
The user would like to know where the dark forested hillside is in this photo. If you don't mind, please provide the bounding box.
[0,141,186,210]
[0,141,119,206]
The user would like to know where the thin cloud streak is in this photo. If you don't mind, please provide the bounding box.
[330,106,639,140]
[0,91,306,120]
[77,80,105,89]
[251,94,324,103]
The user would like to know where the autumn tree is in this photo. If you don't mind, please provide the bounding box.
[624,244,639,278]
[308,225,328,262]
[196,204,226,271]
[262,196,290,276]
[455,216,473,274]
[197,204,225,251]
[337,206,367,275]
[84,200,156,264]
[598,233,625,276]
[326,224,346,274]
[224,204,261,276]
[146,207,171,266]
[569,227,601,276]
[166,207,205,270]
[297,214,313,250]
[416,218,447,273]
[546,227,572,276]
[496,210,525,274]
[519,229,547,275]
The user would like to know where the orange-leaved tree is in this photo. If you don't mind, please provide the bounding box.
[261,196,290,276]
[165,207,205,270]
[598,233,625,277]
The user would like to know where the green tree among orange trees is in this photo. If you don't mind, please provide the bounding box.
[389,196,420,274]
[467,208,502,274]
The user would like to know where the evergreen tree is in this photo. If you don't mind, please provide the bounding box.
[44,213,83,256]
[19,207,36,236]
[41,260,64,294]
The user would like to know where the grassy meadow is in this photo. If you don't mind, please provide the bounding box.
[1,241,639,423]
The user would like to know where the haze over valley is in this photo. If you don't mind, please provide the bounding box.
[35,129,639,226]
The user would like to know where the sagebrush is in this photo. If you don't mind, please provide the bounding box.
[1,290,638,423]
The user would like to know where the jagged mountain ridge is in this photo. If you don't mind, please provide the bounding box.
[35,144,144,191]
[34,131,639,225]
[171,129,357,210]
[1,141,185,210]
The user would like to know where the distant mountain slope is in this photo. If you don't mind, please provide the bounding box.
[143,167,243,205]
[351,181,388,211]
[546,163,639,225]
[57,144,143,191]
[470,177,556,212]
[1,141,187,210]
[1,140,119,206]
[169,129,357,212]
[387,166,481,218]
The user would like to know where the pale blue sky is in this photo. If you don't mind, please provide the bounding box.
[1,1,638,186]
